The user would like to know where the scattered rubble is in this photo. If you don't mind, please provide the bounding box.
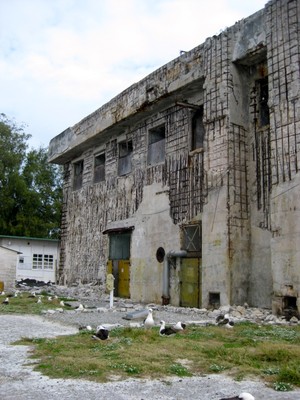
[11,282,300,329]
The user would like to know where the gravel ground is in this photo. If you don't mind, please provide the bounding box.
[1,288,300,399]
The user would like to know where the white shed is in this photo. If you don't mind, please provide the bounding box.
[0,246,19,290]
[0,236,60,284]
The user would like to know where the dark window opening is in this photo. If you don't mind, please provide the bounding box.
[181,223,202,257]
[191,106,205,150]
[257,77,270,127]
[94,153,105,183]
[118,140,133,176]
[209,292,220,308]
[73,160,84,190]
[282,296,299,320]
[147,124,165,165]
[283,296,297,309]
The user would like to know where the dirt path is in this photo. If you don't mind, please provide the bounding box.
[1,314,300,400]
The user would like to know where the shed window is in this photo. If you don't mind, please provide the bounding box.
[73,160,84,190]
[32,254,43,269]
[44,255,54,270]
[147,125,165,165]
[94,153,105,183]
[191,106,205,150]
[118,140,133,176]
[32,254,54,270]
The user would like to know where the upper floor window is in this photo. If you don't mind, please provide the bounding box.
[73,160,84,190]
[94,153,105,183]
[191,106,205,150]
[147,124,165,165]
[257,77,270,127]
[181,223,202,257]
[118,140,133,176]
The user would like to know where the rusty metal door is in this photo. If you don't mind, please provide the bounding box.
[180,258,201,308]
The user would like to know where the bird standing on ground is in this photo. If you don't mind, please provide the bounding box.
[219,392,255,400]
[2,297,9,305]
[92,325,109,340]
[143,308,155,329]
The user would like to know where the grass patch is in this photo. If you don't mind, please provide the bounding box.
[12,322,300,388]
[0,292,76,314]
[2,294,299,388]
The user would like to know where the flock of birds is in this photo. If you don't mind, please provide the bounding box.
[1,292,254,399]
[89,308,235,342]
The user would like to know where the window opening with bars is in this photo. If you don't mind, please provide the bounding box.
[191,106,205,150]
[181,223,202,257]
[147,124,165,165]
[94,153,105,183]
[73,160,84,190]
[118,140,133,176]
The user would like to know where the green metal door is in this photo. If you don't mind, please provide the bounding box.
[180,258,201,308]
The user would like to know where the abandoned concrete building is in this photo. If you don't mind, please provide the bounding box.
[48,0,300,314]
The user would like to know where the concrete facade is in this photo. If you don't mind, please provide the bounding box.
[48,0,300,313]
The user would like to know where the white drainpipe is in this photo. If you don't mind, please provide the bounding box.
[162,250,187,305]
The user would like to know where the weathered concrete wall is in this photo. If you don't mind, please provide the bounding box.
[131,182,180,304]
[271,175,300,298]
[49,0,300,311]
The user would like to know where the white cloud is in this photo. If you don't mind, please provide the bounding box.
[0,0,267,149]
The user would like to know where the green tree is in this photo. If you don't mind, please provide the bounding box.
[0,113,62,238]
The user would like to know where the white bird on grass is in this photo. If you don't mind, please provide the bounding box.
[143,308,155,329]
[172,321,186,331]
[2,297,9,305]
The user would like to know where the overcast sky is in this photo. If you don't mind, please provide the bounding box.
[0,0,267,150]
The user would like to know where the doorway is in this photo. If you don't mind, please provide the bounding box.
[107,231,131,298]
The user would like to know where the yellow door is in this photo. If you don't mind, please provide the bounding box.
[180,258,201,308]
[118,260,130,298]
[106,259,130,298]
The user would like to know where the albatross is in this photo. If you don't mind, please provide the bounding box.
[219,392,255,400]
[216,313,234,328]
[92,325,109,340]
[2,297,9,305]
[159,320,178,336]
[172,321,186,331]
[143,308,155,329]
